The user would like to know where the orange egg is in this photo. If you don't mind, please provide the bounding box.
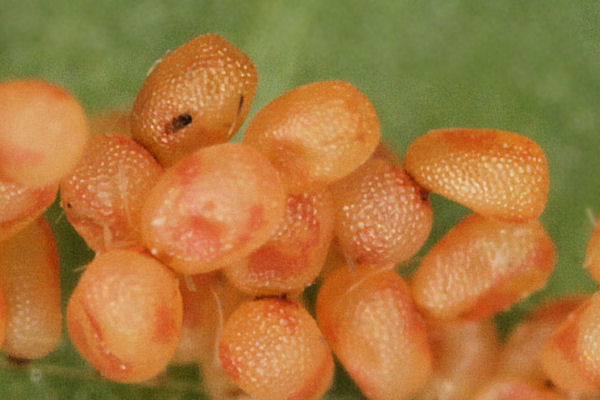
[60,134,163,252]
[331,157,433,266]
[405,128,549,222]
[219,298,334,400]
[0,80,89,186]
[243,80,380,193]
[131,34,258,166]
[0,217,62,359]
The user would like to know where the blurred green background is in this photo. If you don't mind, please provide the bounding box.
[1,0,600,398]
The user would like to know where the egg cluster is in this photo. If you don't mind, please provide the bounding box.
[0,33,598,400]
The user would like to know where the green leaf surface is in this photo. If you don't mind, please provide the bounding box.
[2,0,600,398]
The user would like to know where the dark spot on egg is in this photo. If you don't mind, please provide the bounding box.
[166,113,192,134]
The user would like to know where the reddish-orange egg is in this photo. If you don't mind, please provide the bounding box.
[140,143,286,275]
[317,264,432,400]
[224,189,335,296]
[411,213,556,321]
[243,80,381,193]
[67,249,182,383]
[131,34,258,167]
[405,128,549,222]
